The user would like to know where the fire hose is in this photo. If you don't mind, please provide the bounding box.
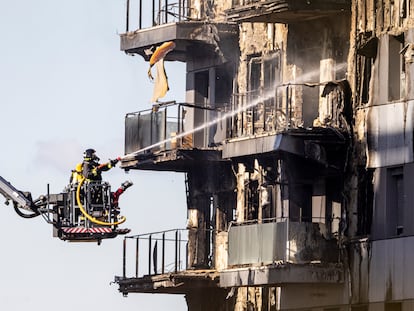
[76,176,126,226]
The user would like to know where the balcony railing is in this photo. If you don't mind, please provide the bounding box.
[121,227,216,278]
[229,83,313,138]
[125,0,193,32]
[226,0,350,23]
[124,102,231,155]
[122,229,188,278]
[229,80,351,139]
[125,102,182,155]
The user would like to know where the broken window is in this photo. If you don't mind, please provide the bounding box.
[289,183,312,222]
[248,54,261,95]
[245,52,282,135]
[388,34,404,101]
[400,0,409,20]
[357,35,377,105]
[247,54,262,134]
[356,167,374,236]
[215,65,233,105]
[361,57,373,104]
[386,166,404,236]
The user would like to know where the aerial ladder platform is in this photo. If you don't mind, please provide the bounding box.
[0,175,130,244]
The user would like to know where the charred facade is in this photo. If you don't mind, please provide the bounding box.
[115,1,414,310]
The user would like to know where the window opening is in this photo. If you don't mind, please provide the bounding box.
[388,34,404,101]
[400,0,409,21]
[357,167,374,235]
[387,167,404,236]
[361,57,373,104]
[246,52,281,135]
[264,53,281,132]
[248,55,262,135]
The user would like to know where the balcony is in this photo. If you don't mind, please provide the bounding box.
[121,102,227,171]
[121,80,351,171]
[115,228,219,295]
[225,0,350,24]
[120,0,238,62]
[114,221,345,293]
[223,81,351,166]
[220,218,344,287]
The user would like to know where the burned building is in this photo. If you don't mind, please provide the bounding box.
[114,0,414,310]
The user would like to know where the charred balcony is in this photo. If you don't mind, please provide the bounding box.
[115,228,220,295]
[121,80,351,172]
[225,0,350,24]
[223,81,352,171]
[121,102,229,171]
[220,218,344,287]
[121,0,238,62]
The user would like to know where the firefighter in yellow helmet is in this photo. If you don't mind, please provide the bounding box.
[80,148,133,211]
[69,163,83,184]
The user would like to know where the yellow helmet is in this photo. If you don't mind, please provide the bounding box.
[75,163,82,173]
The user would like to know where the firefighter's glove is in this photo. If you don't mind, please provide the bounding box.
[110,158,119,167]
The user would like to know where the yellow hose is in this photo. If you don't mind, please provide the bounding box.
[76,177,126,226]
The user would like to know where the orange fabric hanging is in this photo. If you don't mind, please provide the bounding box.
[150,59,169,103]
[147,41,176,80]
[147,41,176,103]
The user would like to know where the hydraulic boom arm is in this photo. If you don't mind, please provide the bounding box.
[0,175,35,211]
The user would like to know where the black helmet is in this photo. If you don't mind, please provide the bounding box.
[83,148,99,161]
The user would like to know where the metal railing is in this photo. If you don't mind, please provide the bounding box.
[229,81,350,138]
[124,102,228,155]
[121,226,218,278]
[229,84,305,138]
[125,0,193,32]
[122,229,188,278]
[124,102,183,155]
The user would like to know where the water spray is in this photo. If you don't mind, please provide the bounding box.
[119,91,274,161]
[120,62,348,161]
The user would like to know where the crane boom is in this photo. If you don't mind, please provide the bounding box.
[0,175,34,211]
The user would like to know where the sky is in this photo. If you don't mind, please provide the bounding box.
[0,0,187,310]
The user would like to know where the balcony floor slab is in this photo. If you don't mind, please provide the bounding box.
[219,262,344,287]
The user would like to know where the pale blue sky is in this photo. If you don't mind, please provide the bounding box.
[0,1,187,310]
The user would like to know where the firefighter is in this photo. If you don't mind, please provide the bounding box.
[81,148,119,181]
[69,163,83,185]
[80,148,133,212]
